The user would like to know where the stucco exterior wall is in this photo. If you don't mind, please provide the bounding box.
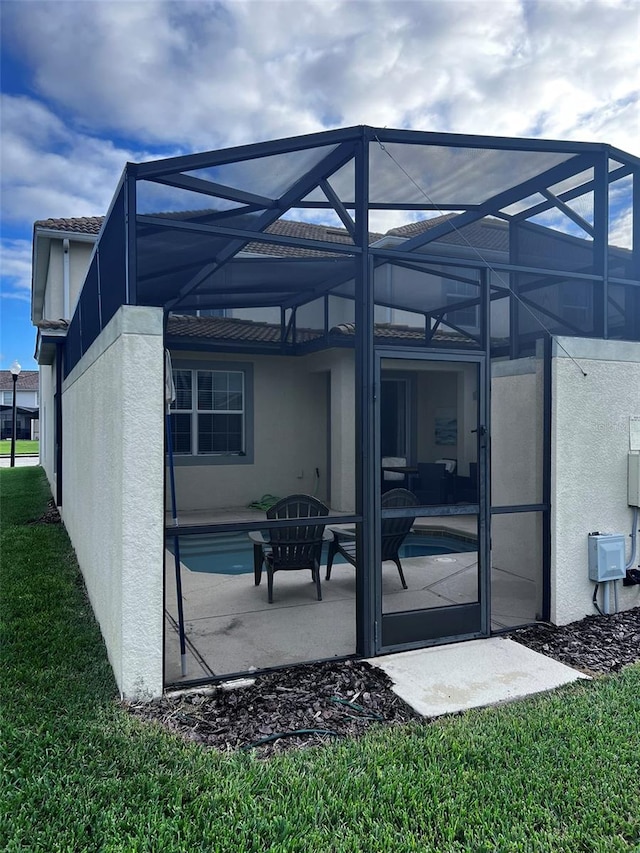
[68,242,95,316]
[39,361,56,491]
[62,306,165,698]
[490,356,544,599]
[326,352,356,511]
[44,242,64,318]
[551,337,640,624]
[44,240,94,320]
[171,350,330,512]
[491,356,543,507]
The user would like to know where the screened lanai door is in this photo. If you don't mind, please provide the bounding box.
[376,351,489,651]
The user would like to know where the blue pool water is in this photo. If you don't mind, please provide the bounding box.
[167,531,475,575]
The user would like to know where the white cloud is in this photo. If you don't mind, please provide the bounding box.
[2,0,637,155]
[0,0,637,232]
[0,239,32,299]
[0,94,181,225]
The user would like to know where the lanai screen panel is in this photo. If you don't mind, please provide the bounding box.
[367,142,577,207]
[182,144,343,199]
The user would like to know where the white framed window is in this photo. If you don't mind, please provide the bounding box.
[445,281,479,330]
[171,368,245,456]
[560,280,592,330]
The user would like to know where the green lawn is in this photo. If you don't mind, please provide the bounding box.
[0,439,39,455]
[1,466,639,852]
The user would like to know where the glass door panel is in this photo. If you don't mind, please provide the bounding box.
[377,353,487,650]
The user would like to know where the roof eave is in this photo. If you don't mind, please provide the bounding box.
[31,226,98,325]
[35,328,67,365]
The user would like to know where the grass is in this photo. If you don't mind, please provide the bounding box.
[1,466,639,852]
[0,439,39,456]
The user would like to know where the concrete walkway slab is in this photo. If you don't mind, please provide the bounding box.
[0,455,40,467]
[368,637,589,718]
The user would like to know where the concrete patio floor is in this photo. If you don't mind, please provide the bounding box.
[164,516,539,684]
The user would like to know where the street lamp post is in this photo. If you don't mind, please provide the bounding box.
[9,360,21,468]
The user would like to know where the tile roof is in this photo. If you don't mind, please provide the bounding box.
[36,312,467,347]
[34,216,103,235]
[243,219,383,258]
[330,322,467,343]
[35,213,505,255]
[387,213,509,252]
[167,314,322,344]
[166,315,468,346]
[0,369,39,391]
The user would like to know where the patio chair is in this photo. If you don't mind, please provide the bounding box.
[257,494,329,604]
[325,488,418,590]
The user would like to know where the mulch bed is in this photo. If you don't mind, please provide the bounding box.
[510,607,640,675]
[29,498,61,525]
[126,607,639,757]
[127,659,418,758]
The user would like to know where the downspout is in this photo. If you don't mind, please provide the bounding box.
[63,238,70,319]
[55,341,64,507]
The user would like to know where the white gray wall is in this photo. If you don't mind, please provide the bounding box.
[44,240,94,320]
[62,306,165,698]
[551,337,640,623]
[39,361,56,490]
[490,355,544,610]
[171,351,330,512]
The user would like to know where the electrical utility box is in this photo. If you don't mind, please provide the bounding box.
[629,453,640,507]
[588,533,626,582]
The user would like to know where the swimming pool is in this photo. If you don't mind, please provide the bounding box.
[167,530,476,575]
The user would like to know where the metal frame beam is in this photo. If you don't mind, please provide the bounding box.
[540,188,594,237]
[136,214,359,257]
[395,154,595,254]
[137,128,362,179]
[320,178,356,237]
[149,173,275,208]
[512,163,632,222]
[163,140,358,311]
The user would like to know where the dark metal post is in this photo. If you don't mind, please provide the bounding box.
[541,334,552,622]
[354,129,376,657]
[55,345,63,506]
[9,360,21,468]
[479,269,491,635]
[593,152,609,338]
[124,166,138,306]
[632,168,640,341]
[10,374,18,467]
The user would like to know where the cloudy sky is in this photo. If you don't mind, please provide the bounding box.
[1,0,638,370]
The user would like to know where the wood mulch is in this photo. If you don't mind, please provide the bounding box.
[126,607,640,757]
[510,606,640,675]
[29,498,61,525]
[127,659,419,758]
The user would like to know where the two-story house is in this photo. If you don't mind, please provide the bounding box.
[31,126,640,699]
[0,370,39,440]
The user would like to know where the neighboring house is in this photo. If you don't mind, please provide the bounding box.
[0,370,39,440]
[31,126,640,699]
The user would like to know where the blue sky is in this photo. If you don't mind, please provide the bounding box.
[1,0,638,372]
